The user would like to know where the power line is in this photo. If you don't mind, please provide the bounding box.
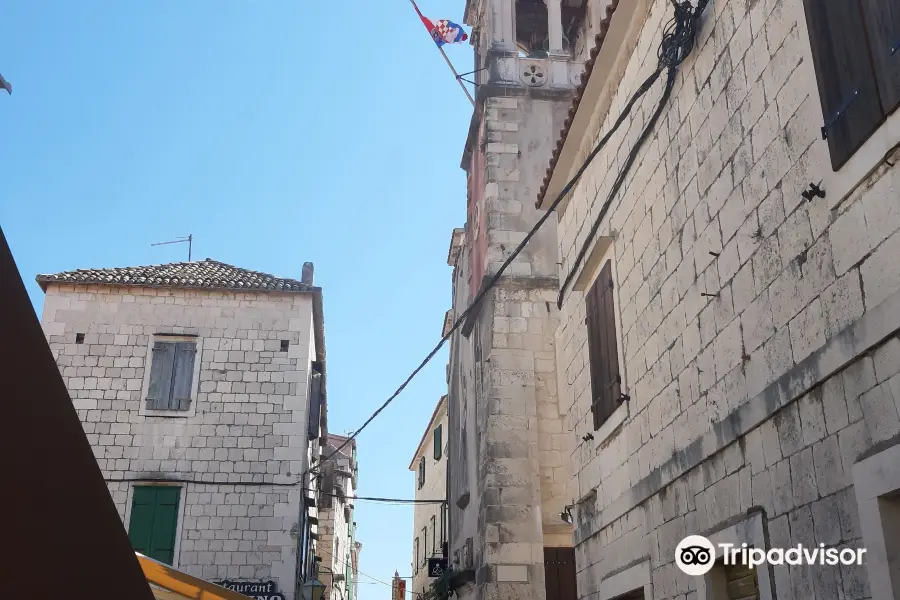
[315,0,710,475]
[315,545,427,597]
[303,489,446,504]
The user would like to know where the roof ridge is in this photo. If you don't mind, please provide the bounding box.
[36,258,317,295]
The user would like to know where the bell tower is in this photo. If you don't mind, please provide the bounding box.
[443,0,592,600]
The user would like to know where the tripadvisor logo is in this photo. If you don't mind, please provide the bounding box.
[675,535,867,576]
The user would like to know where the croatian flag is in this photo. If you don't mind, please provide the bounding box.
[420,15,468,47]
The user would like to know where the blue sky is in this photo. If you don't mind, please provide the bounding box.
[1,1,471,595]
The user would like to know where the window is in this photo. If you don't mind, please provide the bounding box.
[854,441,900,597]
[430,515,437,554]
[802,0,900,170]
[696,511,773,600]
[75,333,85,344]
[597,559,650,600]
[414,538,420,574]
[585,260,621,430]
[422,527,428,566]
[146,339,197,411]
[418,456,425,489]
[433,424,443,461]
[128,486,180,565]
[280,339,290,352]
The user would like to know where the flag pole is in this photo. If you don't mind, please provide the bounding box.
[438,46,476,107]
[408,0,476,107]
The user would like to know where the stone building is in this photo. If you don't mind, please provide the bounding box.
[409,396,449,598]
[442,0,611,595]
[37,259,329,600]
[317,434,360,600]
[536,0,900,596]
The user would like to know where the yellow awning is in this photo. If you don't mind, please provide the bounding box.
[136,553,254,600]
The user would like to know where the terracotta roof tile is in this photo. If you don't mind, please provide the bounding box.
[536,0,620,208]
[36,259,316,293]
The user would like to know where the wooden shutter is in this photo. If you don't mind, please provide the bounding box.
[586,261,620,430]
[860,0,900,114]
[146,342,175,410]
[128,486,180,565]
[802,0,885,170]
[418,457,425,488]
[308,364,323,440]
[170,342,196,410]
[422,527,428,566]
[434,425,443,461]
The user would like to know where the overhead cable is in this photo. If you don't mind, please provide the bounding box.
[317,0,710,471]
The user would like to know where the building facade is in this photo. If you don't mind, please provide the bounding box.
[441,0,606,597]
[409,396,449,598]
[317,434,360,600]
[538,0,900,596]
[37,259,329,600]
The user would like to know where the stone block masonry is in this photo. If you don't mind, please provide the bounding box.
[550,0,900,595]
[41,284,318,600]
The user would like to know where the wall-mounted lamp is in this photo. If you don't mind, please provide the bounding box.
[559,505,574,525]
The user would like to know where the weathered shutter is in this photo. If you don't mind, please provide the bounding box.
[127,486,180,565]
[170,342,196,410]
[308,366,323,441]
[434,424,443,461]
[585,261,620,430]
[802,0,885,169]
[146,342,176,410]
[418,456,425,488]
[860,0,900,114]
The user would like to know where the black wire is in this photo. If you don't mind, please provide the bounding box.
[303,488,446,504]
[318,0,710,470]
[557,0,709,307]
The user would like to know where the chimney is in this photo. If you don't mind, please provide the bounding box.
[302,262,315,285]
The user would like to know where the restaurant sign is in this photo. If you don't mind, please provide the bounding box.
[213,580,285,600]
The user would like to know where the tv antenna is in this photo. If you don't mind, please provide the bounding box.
[151,234,193,261]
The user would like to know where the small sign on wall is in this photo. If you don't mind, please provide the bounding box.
[213,580,286,600]
[427,558,448,578]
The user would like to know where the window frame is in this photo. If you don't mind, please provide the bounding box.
[414,537,420,574]
[418,456,426,489]
[575,240,627,435]
[853,440,900,598]
[123,483,185,568]
[794,0,900,203]
[139,334,202,418]
[422,526,428,567]
[596,558,651,600]
[695,510,774,600]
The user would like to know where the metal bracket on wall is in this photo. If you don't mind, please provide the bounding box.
[821,88,859,140]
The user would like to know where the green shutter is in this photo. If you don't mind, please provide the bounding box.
[128,486,180,565]
[433,425,442,461]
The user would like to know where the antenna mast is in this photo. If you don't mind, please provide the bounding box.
[151,234,193,261]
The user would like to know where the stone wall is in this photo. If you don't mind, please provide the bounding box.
[40,283,318,599]
[552,0,900,594]
[447,91,575,600]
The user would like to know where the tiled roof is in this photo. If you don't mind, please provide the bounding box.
[536,0,621,207]
[36,259,316,293]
